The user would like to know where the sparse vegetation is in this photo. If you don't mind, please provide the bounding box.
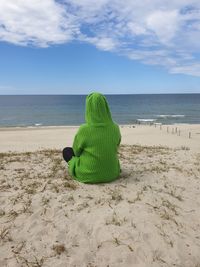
[0,145,199,266]
[0,226,12,241]
[53,244,66,255]
[105,211,127,226]
[180,146,190,151]
[109,188,123,203]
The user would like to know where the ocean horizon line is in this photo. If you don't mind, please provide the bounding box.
[1,92,200,96]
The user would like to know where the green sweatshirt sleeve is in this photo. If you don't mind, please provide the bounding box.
[72,126,86,156]
[116,125,121,146]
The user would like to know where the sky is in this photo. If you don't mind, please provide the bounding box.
[0,0,200,95]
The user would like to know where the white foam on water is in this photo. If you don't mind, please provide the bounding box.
[156,115,185,118]
[137,119,157,122]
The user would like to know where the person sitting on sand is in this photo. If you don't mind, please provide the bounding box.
[62,92,121,183]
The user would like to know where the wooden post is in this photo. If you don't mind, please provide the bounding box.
[189,132,191,139]
[167,126,169,133]
[175,127,177,133]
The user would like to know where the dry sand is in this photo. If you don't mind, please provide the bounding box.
[0,124,200,152]
[0,124,200,267]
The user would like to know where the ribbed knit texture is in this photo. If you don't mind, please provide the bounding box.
[68,92,121,183]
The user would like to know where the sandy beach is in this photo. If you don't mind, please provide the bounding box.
[0,124,200,152]
[1,124,200,267]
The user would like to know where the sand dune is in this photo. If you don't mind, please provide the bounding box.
[0,125,200,266]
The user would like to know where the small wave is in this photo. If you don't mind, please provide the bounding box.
[34,123,42,126]
[156,115,185,118]
[137,119,157,122]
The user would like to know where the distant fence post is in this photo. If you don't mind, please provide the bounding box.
[189,132,191,139]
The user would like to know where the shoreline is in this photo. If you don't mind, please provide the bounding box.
[0,125,80,131]
[0,123,200,153]
[0,122,200,130]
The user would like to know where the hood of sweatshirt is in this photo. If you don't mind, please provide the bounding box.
[85,92,113,125]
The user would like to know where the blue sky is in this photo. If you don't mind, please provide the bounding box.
[0,0,200,94]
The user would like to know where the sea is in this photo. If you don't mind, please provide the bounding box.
[0,94,199,127]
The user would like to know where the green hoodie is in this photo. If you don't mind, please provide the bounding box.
[68,92,121,184]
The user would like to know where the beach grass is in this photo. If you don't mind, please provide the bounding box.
[0,144,200,266]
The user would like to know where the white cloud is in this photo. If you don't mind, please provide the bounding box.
[0,0,79,46]
[127,22,147,36]
[146,10,180,44]
[0,0,200,76]
[81,36,118,51]
[170,63,200,76]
